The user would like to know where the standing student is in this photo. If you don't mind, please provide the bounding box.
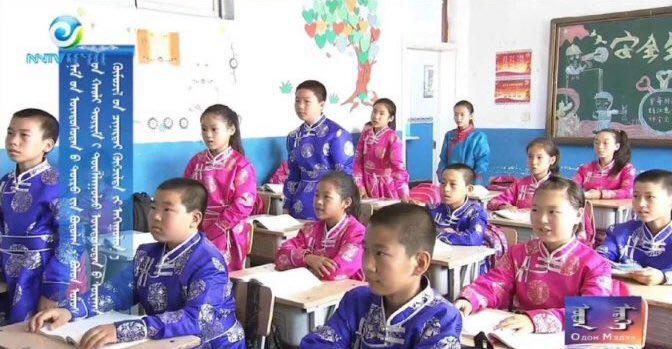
[184,104,257,271]
[574,128,635,199]
[455,177,613,334]
[597,170,672,285]
[284,80,354,220]
[353,98,410,200]
[436,100,490,183]
[29,178,245,348]
[301,203,462,348]
[0,109,69,324]
[276,171,365,281]
[488,137,559,211]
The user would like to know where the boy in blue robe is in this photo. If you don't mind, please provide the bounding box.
[30,178,245,349]
[301,203,462,348]
[597,169,672,286]
[0,108,68,324]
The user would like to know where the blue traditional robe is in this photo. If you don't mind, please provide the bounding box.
[284,116,354,219]
[67,232,245,348]
[597,219,672,285]
[436,129,490,183]
[428,200,488,247]
[300,277,462,348]
[0,161,68,325]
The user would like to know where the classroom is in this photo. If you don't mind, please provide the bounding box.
[1,0,672,348]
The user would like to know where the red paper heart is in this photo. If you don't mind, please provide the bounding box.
[371,28,381,42]
[305,23,317,38]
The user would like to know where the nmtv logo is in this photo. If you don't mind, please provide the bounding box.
[26,53,65,64]
[26,52,107,65]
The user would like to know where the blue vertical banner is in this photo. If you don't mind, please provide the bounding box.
[59,45,134,315]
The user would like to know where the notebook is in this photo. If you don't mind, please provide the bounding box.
[462,309,564,349]
[493,209,530,223]
[261,183,284,194]
[238,266,322,298]
[253,214,304,232]
[39,311,149,349]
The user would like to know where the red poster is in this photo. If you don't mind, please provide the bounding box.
[495,50,531,104]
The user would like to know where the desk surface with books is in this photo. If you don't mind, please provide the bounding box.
[488,210,534,242]
[460,309,564,349]
[0,322,200,349]
[429,244,495,301]
[249,215,307,265]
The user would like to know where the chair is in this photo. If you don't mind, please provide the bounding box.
[234,280,276,349]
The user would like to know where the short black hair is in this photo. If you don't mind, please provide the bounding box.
[369,203,436,257]
[635,169,672,194]
[157,178,208,215]
[442,163,476,185]
[12,108,59,143]
[296,80,327,102]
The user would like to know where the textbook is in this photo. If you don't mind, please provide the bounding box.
[39,311,149,349]
[360,198,400,209]
[238,266,322,298]
[462,308,564,349]
[610,262,645,277]
[493,209,530,223]
[253,214,304,232]
[261,183,284,194]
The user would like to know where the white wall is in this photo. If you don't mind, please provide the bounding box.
[0,0,405,145]
[464,0,672,129]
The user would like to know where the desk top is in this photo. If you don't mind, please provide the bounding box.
[229,264,366,311]
[622,278,672,310]
[488,216,532,229]
[252,220,307,238]
[432,244,495,268]
[258,189,284,199]
[0,322,200,349]
[588,198,632,209]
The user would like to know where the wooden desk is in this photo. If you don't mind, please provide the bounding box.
[230,264,366,347]
[489,216,534,242]
[250,223,303,265]
[622,279,672,348]
[359,199,400,224]
[429,245,495,301]
[0,322,200,349]
[258,190,284,215]
[588,198,633,245]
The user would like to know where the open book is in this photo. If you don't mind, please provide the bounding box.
[238,266,322,298]
[462,309,564,349]
[39,311,149,349]
[360,198,400,209]
[261,183,284,194]
[253,214,304,232]
[493,209,530,223]
[470,185,492,201]
[610,261,645,277]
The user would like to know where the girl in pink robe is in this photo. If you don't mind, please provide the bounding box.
[455,177,614,334]
[574,129,635,200]
[276,171,365,281]
[354,98,410,200]
[488,138,559,211]
[185,104,257,271]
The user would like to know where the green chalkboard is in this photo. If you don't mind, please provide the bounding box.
[547,6,672,146]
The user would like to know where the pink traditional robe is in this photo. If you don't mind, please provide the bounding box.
[269,161,290,184]
[459,238,613,333]
[487,173,552,211]
[573,161,636,199]
[354,125,410,199]
[184,148,257,271]
[275,214,365,281]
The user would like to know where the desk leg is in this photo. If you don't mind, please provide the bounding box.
[308,311,316,332]
[447,268,456,301]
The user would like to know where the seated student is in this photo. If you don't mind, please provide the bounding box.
[29,178,245,349]
[597,169,672,285]
[488,137,559,211]
[275,171,365,281]
[0,108,69,325]
[300,203,462,348]
[574,129,635,200]
[456,177,613,334]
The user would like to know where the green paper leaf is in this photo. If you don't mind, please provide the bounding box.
[326,29,337,44]
[359,33,371,52]
[302,9,316,23]
[315,34,327,48]
[358,92,368,101]
[358,50,369,64]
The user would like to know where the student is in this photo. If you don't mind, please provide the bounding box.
[0,108,69,325]
[353,98,410,200]
[597,169,672,285]
[300,203,462,348]
[488,137,559,211]
[29,178,245,349]
[437,100,490,183]
[276,171,365,280]
[574,128,635,200]
[455,178,613,334]
[284,80,355,220]
[184,104,257,271]
[268,161,289,184]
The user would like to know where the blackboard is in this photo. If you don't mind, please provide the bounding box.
[547,6,672,146]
